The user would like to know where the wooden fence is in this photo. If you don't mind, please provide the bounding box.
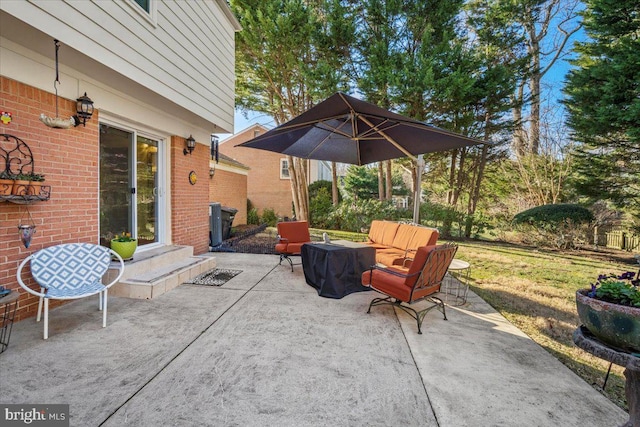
[596,229,640,252]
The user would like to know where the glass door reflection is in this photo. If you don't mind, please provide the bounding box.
[136,136,158,246]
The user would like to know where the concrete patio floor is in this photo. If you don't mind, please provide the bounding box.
[1,252,628,426]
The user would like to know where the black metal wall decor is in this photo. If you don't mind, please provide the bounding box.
[0,134,51,203]
[0,133,34,176]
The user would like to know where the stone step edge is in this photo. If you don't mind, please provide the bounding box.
[120,256,216,286]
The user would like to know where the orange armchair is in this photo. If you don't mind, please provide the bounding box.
[362,243,457,334]
[275,221,311,271]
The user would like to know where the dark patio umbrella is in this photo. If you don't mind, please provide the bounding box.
[237,92,485,221]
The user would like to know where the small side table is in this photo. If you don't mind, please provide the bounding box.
[443,259,471,306]
[0,291,19,354]
[573,326,640,427]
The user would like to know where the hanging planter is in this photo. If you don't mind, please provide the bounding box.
[39,114,75,129]
[39,39,92,129]
[18,224,37,249]
[18,206,37,248]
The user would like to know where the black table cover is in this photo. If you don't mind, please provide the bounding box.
[301,241,376,299]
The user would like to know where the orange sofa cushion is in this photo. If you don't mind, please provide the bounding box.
[408,226,439,249]
[375,248,407,267]
[364,221,440,266]
[390,223,416,250]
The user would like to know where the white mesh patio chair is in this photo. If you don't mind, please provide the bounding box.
[17,243,125,339]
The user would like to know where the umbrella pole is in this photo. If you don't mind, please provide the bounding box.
[413,155,424,224]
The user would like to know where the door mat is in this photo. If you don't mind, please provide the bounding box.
[185,268,242,286]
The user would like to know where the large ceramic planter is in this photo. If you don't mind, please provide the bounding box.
[576,289,640,353]
[110,239,137,261]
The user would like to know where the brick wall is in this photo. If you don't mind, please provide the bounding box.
[170,136,209,254]
[219,126,295,219]
[210,168,247,225]
[1,77,99,321]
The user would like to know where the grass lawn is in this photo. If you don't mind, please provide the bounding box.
[454,240,637,411]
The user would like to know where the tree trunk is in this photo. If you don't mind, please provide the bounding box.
[465,114,490,237]
[512,83,527,156]
[447,149,458,205]
[331,161,339,206]
[385,160,392,200]
[451,149,467,207]
[377,162,384,200]
[528,31,541,155]
[287,156,309,221]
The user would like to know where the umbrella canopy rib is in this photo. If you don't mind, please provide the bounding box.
[357,113,414,160]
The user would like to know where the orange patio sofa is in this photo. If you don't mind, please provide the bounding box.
[362,220,439,267]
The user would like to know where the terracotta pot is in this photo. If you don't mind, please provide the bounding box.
[12,180,40,196]
[576,289,640,353]
[0,179,13,196]
[110,239,137,260]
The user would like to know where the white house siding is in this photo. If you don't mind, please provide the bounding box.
[0,0,240,138]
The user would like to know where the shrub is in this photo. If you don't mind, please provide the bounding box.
[327,199,400,232]
[513,204,594,249]
[309,186,334,229]
[420,201,465,237]
[261,208,278,227]
[309,180,341,203]
[247,207,260,225]
[513,204,594,225]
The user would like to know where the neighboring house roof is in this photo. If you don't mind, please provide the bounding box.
[216,151,249,170]
[220,123,271,145]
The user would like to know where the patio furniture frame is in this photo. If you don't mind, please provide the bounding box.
[17,243,125,339]
[363,243,457,334]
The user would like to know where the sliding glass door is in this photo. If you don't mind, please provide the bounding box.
[99,124,163,247]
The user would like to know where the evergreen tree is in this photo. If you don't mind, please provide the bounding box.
[342,165,378,200]
[232,0,354,221]
[563,0,640,228]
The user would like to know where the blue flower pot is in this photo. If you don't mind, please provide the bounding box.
[576,289,640,353]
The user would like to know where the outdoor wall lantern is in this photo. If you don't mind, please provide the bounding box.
[209,165,216,178]
[73,92,94,127]
[184,135,196,155]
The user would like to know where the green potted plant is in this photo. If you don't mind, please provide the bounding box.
[12,172,45,196]
[110,232,137,261]
[0,170,15,196]
[576,269,640,353]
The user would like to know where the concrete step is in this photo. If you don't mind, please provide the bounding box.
[118,245,195,279]
[106,245,216,299]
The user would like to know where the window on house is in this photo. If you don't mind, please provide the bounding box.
[280,158,290,179]
[254,129,261,138]
[134,0,150,12]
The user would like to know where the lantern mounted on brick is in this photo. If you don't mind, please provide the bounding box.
[73,92,94,127]
[184,135,196,156]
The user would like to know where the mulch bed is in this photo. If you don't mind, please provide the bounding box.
[213,224,278,254]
